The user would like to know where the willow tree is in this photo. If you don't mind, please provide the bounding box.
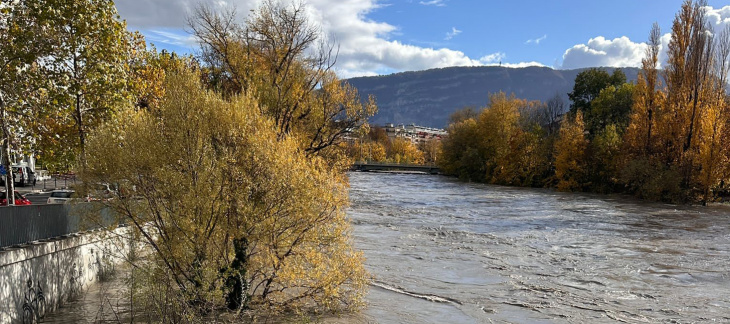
[189,1,375,163]
[82,67,367,318]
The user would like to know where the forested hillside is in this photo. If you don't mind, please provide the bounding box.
[347,66,639,128]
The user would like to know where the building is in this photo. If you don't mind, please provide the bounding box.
[382,123,447,145]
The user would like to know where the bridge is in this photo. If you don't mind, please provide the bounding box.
[351,161,441,174]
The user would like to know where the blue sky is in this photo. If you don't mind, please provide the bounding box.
[116,0,730,78]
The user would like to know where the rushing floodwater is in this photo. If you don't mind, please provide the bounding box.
[339,172,730,323]
[44,172,730,323]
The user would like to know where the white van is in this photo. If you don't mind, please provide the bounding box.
[0,165,36,187]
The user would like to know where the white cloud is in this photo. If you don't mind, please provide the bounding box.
[525,34,547,45]
[476,52,544,68]
[116,0,540,77]
[704,5,730,31]
[116,0,209,28]
[561,36,647,69]
[561,5,730,70]
[419,0,446,7]
[658,32,671,69]
[444,27,461,40]
[478,52,505,64]
[500,61,546,68]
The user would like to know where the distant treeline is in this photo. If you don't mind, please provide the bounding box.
[439,0,730,204]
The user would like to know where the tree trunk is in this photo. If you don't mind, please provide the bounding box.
[75,92,86,168]
[73,54,86,169]
[0,91,16,205]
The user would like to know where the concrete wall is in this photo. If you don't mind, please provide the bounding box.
[0,229,128,324]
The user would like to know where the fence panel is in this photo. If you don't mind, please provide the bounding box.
[0,203,116,249]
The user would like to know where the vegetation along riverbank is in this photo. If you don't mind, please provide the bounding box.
[438,0,730,205]
[3,0,372,321]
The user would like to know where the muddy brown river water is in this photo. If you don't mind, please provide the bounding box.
[341,172,730,323]
[45,172,730,323]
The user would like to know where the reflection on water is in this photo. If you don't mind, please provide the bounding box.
[342,172,730,323]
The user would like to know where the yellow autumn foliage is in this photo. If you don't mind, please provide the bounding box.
[82,67,367,318]
[554,111,588,192]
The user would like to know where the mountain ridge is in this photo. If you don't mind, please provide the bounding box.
[346,66,640,128]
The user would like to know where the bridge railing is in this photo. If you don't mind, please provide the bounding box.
[352,161,438,167]
[0,203,117,249]
[351,161,441,174]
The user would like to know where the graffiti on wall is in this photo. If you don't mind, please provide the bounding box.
[69,262,84,299]
[21,278,46,324]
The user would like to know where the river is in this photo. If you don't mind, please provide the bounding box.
[43,172,730,323]
[339,172,730,323]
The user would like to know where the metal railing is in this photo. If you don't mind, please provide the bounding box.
[1,172,78,191]
[0,203,116,249]
[351,161,441,174]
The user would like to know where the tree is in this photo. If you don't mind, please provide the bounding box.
[697,96,728,204]
[366,141,388,162]
[587,83,635,135]
[125,45,191,112]
[478,92,521,179]
[543,93,565,136]
[618,0,730,202]
[368,127,389,144]
[82,67,368,317]
[389,138,424,164]
[624,23,663,157]
[0,0,57,203]
[568,68,626,117]
[449,106,479,124]
[663,0,716,188]
[590,124,622,192]
[489,99,551,186]
[554,111,588,191]
[439,93,553,185]
[697,25,730,204]
[45,0,131,166]
[349,140,386,162]
[190,1,375,161]
[438,118,482,181]
[418,139,441,165]
[653,0,730,199]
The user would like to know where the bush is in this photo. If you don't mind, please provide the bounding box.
[82,68,367,320]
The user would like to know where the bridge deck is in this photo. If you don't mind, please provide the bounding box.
[351,162,440,174]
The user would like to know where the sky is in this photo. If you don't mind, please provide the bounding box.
[116,0,730,78]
